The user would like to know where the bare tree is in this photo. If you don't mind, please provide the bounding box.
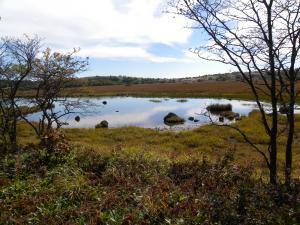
[169,0,300,185]
[0,36,40,152]
[273,0,300,187]
[20,48,88,149]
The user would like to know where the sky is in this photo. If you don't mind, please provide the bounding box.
[0,0,231,78]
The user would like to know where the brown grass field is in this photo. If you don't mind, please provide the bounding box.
[19,80,300,103]
[65,81,257,98]
[19,81,252,98]
[63,81,300,102]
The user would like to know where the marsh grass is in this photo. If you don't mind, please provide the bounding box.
[207,103,233,112]
[1,111,300,223]
[15,111,300,179]
[4,81,300,223]
[176,99,188,103]
[149,99,163,103]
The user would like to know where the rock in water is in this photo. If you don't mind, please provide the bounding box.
[188,116,194,121]
[75,116,80,122]
[95,120,109,128]
[164,113,185,125]
[279,106,289,114]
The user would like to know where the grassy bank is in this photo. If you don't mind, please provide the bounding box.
[17,111,300,179]
[1,144,300,224]
[1,108,300,224]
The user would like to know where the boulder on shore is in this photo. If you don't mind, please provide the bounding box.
[95,120,109,129]
[164,113,185,125]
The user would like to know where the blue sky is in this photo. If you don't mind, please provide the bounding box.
[84,30,231,78]
[0,0,231,78]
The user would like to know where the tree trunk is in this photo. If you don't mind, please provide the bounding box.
[269,85,278,185]
[285,111,294,187]
[267,2,278,185]
[270,128,278,185]
[8,105,18,152]
[285,79,295,187]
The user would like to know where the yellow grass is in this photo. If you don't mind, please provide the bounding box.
[17,111,300,181]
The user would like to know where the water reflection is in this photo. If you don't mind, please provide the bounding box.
[26,97,264,129]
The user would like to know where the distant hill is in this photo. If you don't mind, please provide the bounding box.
[65,75,176,87]
[0,76,176,90]
[70,72,247,87]
[176,72,242,83]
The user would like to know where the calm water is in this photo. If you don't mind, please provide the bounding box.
[26,97,265,129]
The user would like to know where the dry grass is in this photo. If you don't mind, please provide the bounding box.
[18,80,300,104]
[18,81,259,99]
[65,81,255,98]
[17,111,300,181]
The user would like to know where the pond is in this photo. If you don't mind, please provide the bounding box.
[26,97,268,130]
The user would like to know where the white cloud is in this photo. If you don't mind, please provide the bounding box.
[0,0,193,62]
[78,44,186,63]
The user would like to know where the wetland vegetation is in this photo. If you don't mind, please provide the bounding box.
[1,36,300,224]
[2,0,300,223]
[2,111,300,224]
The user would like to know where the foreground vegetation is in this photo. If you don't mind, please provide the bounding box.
[1,111,299,224]
[1,150,300,225]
